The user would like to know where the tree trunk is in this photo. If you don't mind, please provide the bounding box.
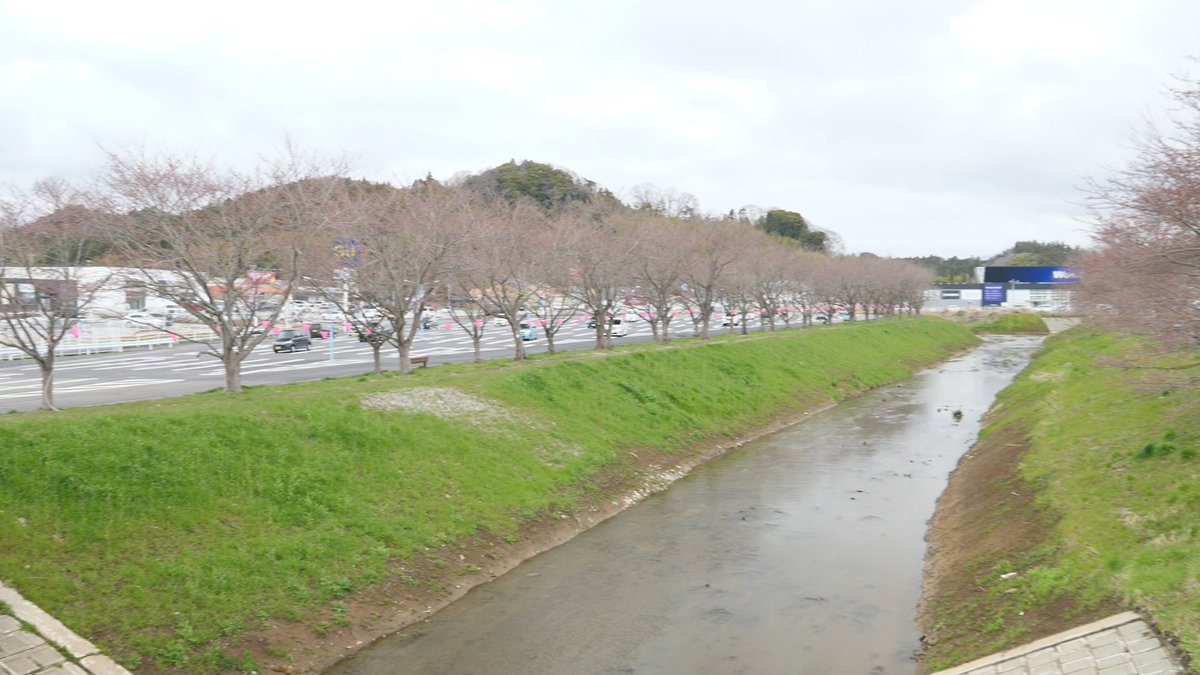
[224,359,242,394]
[371,342,384,375]
[398,340,411,373]
[38,358,57,411]
[472,337,483,363]
[509,325,527,360]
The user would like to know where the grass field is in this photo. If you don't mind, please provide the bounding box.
[0,317,978,671]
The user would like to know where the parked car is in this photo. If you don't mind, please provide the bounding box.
[308,323,330,339]
[124,312,170,328]
[608,318,628,337]
[356,321,394,343]
[519,322,538,341]
[721,315,742,327]
[272,329,312,353]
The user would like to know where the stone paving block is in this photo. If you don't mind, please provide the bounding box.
[39,664,88,675]
[0,632,43,658]
[1095,652,1133,671]
[1117,621,1152,642]
[0,652,39,675]
[1126,636,1164,655]
[1087,630,1122,649]
[1056,647,1092,665]
[1091,640,1129,660]
[1132,648,1173,669]
[25,644,64,668]
[1097,660,1136,675]
[0,618,19,635]
[1137,658,1183,675]
[1059,655,1096,674]
[1026,648,1057,667]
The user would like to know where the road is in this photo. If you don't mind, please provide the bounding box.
[0,315,775,412]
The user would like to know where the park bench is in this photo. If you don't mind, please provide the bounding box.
[410,356,429,368]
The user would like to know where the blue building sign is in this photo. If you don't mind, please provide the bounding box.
[982,283,1007,305]
[983,266,1079,284]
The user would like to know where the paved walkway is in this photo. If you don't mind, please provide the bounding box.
[0,583,128,675]
[933,612,1187,675]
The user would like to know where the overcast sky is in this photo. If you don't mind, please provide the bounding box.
[3,1,1198,258]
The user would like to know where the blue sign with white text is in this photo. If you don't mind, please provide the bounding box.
[982,283,1007,305]
[983,267,1078,284]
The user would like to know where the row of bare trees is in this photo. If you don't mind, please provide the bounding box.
[2,149,934,409]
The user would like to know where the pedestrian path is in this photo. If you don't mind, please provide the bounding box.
[932,612,1186,675]
[0,582,128,675]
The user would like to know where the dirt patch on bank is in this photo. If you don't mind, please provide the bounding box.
[915,419,1124,672]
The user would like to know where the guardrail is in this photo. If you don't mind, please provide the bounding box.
[0,331,219,362]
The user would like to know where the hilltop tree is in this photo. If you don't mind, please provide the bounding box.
[755,209,829,254]
[458,160,613,211]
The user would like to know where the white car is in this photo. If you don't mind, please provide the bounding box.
[124,312,169,328]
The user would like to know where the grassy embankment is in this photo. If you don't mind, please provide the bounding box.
[964,311,1051,335]
[921,327,1199,670]
[0,317,978,672]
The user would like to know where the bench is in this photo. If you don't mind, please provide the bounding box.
[410,356,429,368]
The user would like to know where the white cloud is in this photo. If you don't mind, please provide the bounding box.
[2,0,1199,256]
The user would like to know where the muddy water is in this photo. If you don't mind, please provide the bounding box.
[330,336,1043,675]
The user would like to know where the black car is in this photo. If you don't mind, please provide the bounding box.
[273,329,312,353]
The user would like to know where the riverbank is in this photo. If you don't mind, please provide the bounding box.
[0,317,978,673]
[917,327,1198,673]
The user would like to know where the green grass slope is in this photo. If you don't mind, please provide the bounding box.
[0,318,977,671]
[924,327,1198,668]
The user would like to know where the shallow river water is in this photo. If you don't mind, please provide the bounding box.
[330,336,1044,675]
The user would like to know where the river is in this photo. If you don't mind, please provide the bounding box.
[329,335,1044,674]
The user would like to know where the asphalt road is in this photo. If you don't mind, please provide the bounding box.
[0,316,772,413]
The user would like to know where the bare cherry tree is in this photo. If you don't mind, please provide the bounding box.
[681,218,748,339]
[99,148,345,393]
[441,281,492,363]
[559,205,638,349]
[628,214,690,341]
[453,198,544,360]
[524,222,582,354]
[1082,72,1200,357]
[333,182,471,373]
[749,238,810,332]
[0,180,115,410]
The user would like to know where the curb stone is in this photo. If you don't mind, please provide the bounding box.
[932,612,1186,675]
[0,581,130,675]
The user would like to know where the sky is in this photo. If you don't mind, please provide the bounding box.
[2,0,1199,258]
